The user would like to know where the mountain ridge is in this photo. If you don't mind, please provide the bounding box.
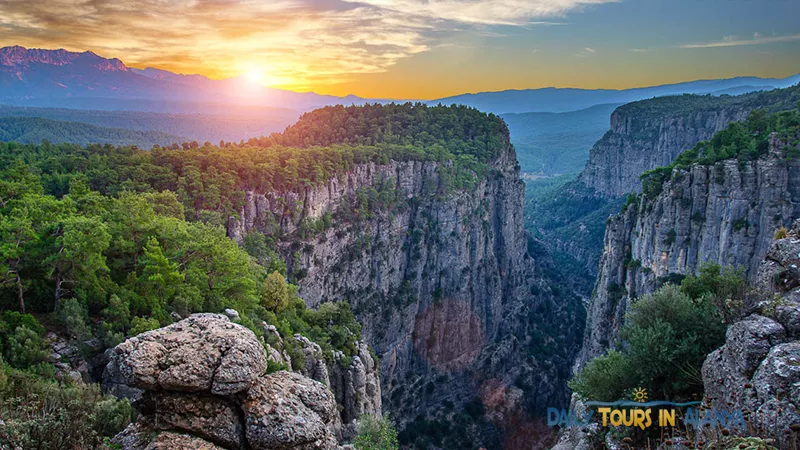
[2,45,798,116]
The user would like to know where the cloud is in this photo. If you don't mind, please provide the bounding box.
[681,33,800,49]
[340,0,618,26]
[584,47,596,53]
[0,0,616,91]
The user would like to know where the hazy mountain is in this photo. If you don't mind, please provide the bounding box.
[434,75,800,114]
[0,104,298,143]
[500,103,620,174]
[0,45,372,113]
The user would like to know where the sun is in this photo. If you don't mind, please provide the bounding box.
[245,68,263,85]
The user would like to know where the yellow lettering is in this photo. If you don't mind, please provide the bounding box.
[610,409,623,427]
[633,409,645,430]
[660,408,675,427]
[623,409,634,427]
[644,409,652,428]
[598,408,611,427]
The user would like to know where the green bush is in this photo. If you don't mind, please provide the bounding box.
[571,265,739,402]
[354,415,399,450]
[56,298,91,340]
[568,350,634,402]
[0,362,132,449]
[0,312,50,373]
[128,316,161,336]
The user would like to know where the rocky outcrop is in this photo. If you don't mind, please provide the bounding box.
[106,314,343,450]
[582,134,800,364]
[579,104,751,197]
[227,128,584,443]
[700,224,800,449]
[330,342,382,438]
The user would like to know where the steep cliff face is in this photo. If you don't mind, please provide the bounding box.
[578,86,800,197]
[582,134,800,364]
[227,134,584,446]
[578,107,751,197]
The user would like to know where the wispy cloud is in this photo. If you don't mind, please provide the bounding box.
[584,47,596,53]
[339,0,618,26]
[681,33,800,49]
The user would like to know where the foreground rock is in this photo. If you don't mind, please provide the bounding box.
[701,226,800,449]
[106,314,344,450]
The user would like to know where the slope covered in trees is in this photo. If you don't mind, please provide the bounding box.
[0,116,184,147]
[0,104,297,144]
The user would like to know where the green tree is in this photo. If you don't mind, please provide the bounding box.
[44,216,110,308]
[137,236,183,317]
[56,298,91,340]
[263,271,290,312]
[354,415,399,450]
[0,209,37,313]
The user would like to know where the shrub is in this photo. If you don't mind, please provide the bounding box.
[354,415,399,450]
[56,298,91,340]
[774,226,789,239]
[569,350,634,402]
[0,312,50,373]
[128,316,161,336]
[571,268,735,402]
[0,363,132,449]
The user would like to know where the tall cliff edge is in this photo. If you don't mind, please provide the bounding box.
[582,131,800,364]
[578,86,800,197]
[227,126,584,446]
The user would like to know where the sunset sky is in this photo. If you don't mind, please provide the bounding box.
[1,0,799,99]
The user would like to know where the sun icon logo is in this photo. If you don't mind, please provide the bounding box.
[632,387,648,403]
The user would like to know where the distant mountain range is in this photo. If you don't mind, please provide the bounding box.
[2,45,798,115]
[0,45,374,113]
[437,75,800,114]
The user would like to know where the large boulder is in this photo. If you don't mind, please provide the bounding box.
[105,313,267,395]
[151,393,244,449]
[106,314,345,450]
[243,371,340,450]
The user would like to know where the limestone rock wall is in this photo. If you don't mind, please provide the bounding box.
[582,135,800,364]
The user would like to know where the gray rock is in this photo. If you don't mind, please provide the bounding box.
[113,419,226,450]
[242,371,340,450]
[294,334,331,387]
[152,393,244,449]
[550,394,599,450]
[107,315,346,450]
[223,308,240,320]
[105,313,267,395]
[582,135,800,364]
[331,342,382,439]
[579,100,753,197]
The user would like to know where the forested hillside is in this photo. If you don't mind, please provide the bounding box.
[0,116,185,147]
[0,103,547,448]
